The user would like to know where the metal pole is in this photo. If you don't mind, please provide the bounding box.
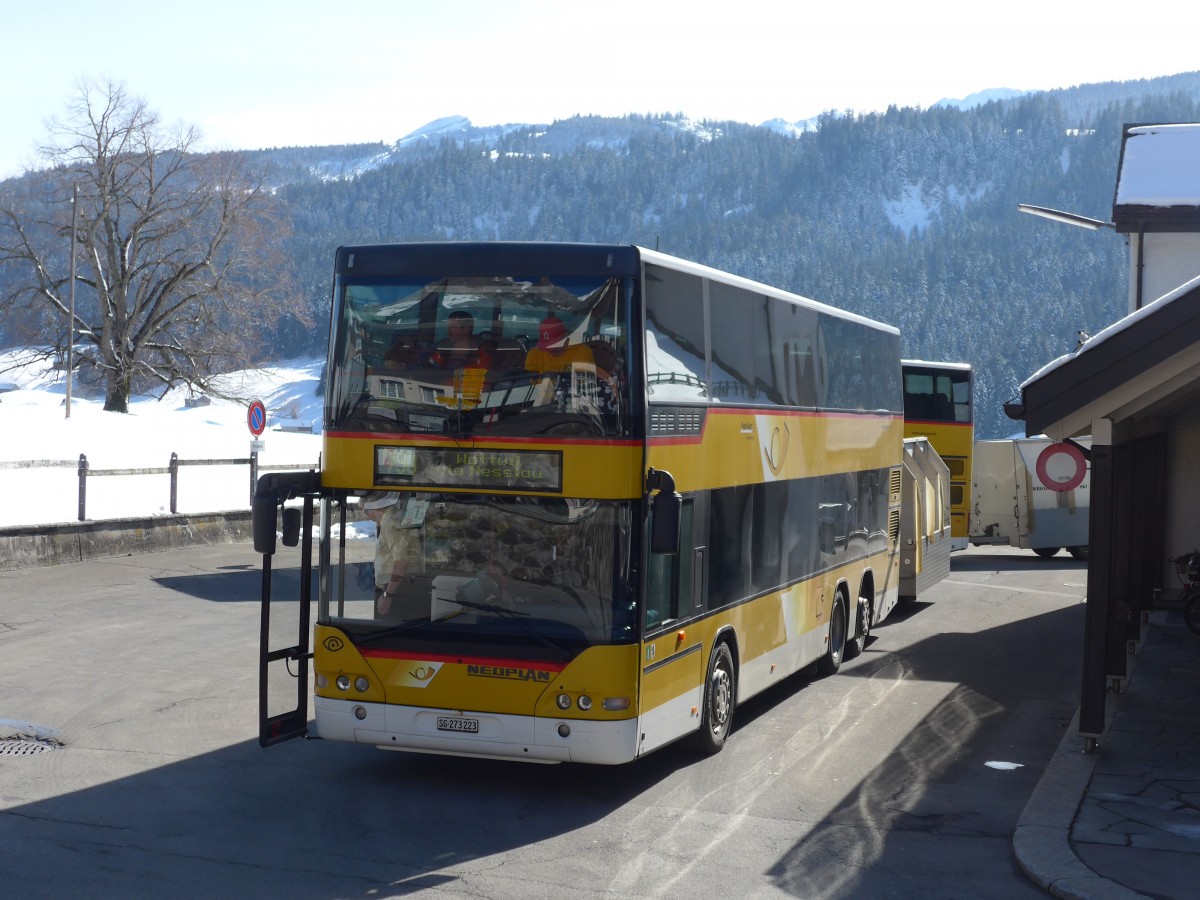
[66,184,77,419]
[77,453,88,521]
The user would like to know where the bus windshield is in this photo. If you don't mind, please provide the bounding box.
[324,494,637,656]
[328,274,631,438]
[902,365,972,423]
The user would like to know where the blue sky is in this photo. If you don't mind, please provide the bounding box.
[3,0,1198,177]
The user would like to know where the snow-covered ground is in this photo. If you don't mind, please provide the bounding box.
[0,350,325,528]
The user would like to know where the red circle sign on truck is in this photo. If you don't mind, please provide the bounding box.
[247,400,267,437]
[1035,442,1087,492]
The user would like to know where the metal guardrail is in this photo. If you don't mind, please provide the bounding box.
[0,452,316,521]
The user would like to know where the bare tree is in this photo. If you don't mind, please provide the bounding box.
[0,79,299,412]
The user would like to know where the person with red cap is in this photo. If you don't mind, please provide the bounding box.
[523,315,596,373]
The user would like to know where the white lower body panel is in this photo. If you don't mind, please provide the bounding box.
[313,695,640,765]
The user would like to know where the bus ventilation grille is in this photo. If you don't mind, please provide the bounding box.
[651,410,703,436]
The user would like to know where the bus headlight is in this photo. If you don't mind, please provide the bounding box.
[355,676,370,692]
[336,675,351,691]
[577,695,593,711]
[602,697,631,711]
[556,693,572,710]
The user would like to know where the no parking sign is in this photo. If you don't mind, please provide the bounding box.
[247,399,267,437]
[1035,442,1087,492]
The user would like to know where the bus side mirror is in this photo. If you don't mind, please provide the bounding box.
[252,489,279,555]
[281,507,302,547]
[648,468,681,555]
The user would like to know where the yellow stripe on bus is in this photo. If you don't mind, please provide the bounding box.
[322,434,644,498]
[650,409,904,493]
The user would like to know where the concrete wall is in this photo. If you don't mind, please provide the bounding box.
[0,511,253,571]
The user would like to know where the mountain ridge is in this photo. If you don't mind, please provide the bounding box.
[7,72,1200,440]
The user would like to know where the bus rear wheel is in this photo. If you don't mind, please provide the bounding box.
[845,595,870,660]
[1034,547,1061,559]
[693,641,736,755]
[817,594,847,676]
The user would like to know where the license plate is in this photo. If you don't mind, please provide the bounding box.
[437,716,479,733]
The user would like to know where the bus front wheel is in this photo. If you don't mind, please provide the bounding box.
[693,641,736,755]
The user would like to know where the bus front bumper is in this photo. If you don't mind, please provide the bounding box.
[313,695,640,765]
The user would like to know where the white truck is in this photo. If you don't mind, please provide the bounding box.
[970,437,1090,559]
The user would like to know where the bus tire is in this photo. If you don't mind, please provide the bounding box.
[1033,547,1061,559]
[693,641,736,755]
[1068,545,1088,560]
[817,593,848,676]
[845,595,870,660]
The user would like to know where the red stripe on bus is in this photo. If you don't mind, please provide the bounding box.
[359,648,567,672]
[325,430,639,448]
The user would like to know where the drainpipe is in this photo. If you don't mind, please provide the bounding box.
[1135,222,1145,310]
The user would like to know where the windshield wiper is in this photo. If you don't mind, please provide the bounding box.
[451,597,529,617]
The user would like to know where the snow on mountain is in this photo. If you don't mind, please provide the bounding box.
[934,88,1026,110]
[760,116,821,137]
[394,115,475,147]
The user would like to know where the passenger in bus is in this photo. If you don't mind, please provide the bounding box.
[363,491,420,618]
[382,334,430,368]
[523,315,598,373]
[433,311,494,369]
[524,315,621,418]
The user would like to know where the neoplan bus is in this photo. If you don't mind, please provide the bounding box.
[253,242,906,764]
[901,360,974,550]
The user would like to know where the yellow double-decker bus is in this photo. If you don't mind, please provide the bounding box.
[254,242,906,763]
[901,360,974,549]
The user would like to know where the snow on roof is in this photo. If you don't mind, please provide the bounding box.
[1115,123,1200,207]
[1020,270,1200,390]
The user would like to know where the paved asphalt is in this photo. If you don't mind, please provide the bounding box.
[1,540,1196,898]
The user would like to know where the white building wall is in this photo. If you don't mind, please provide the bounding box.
[1130,232,1200,311]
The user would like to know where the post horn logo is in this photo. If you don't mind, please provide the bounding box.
[764,422,791,476]
[323,636,345,652]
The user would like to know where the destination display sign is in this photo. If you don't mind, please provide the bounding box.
[375,445,563,492]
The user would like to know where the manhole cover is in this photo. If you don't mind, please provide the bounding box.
[0,738,60,756]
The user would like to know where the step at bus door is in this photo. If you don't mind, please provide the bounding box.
[252,472,320,747]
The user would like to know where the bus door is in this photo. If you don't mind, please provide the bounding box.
[251,472,320,747]
[639,495,708,755]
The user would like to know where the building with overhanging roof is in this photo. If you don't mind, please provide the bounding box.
[1005,122,1200,746]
